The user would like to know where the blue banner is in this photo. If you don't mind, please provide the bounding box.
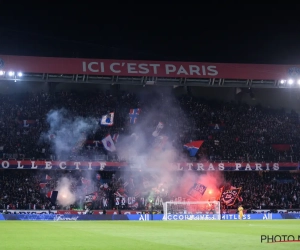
[2,214,128,221]
[127,214,164,221]
[221,213,300,220]
[221,214,278,220]
[1,213,300,221]
[280,213,300,219]
[164,214,219,220]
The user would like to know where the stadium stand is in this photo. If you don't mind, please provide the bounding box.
[1,170,299,211]
[0,91,299,162]
[0,55,300,213]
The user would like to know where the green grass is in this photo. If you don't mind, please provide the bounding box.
[0,220,299,249]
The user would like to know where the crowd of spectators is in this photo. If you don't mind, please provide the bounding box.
[225,171,300,210]
[1,170,299,211]
[1,88,300,211]
[0,90,299,162]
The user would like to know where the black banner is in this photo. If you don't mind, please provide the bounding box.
[220,188,241,206]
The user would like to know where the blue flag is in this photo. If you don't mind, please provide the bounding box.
[184,140,204,157]
[129,109,141,124]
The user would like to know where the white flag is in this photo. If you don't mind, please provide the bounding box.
[101,135,116,152]
[101,112,114,126]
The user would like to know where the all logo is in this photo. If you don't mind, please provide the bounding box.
[139,214,150,221]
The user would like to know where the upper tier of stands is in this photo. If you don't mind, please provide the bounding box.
[0,90,299,162]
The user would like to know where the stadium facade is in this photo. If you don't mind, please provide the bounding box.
[0,54,299,87]
[0,55,300,171]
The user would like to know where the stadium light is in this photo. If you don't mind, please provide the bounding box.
[0,70,4,76]
[8,71,14,76]
[280,80,286,84]
[297,79,300,85]
[287,79,294,84]
[17,72,22,77]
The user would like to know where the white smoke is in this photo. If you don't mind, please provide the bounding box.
[42,109,99,159]
[116,89,226,203]
[116,90,187,195]
[56,177,76,207]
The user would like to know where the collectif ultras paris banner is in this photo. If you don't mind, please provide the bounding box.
[0,160,298,171]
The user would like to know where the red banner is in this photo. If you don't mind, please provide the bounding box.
[0,55,299,80]
[0,160,298,171]
[272,144,291,151]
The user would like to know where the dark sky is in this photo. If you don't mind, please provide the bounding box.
[0,4,300,64]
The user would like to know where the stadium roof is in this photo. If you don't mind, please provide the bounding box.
[0,55,299,88]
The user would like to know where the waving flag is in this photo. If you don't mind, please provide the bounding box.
[46,191,58,205]
[184,140,204,157]
[100,112,114,126]
[46,174,52,181]
[129,109,141,124]
[102,135,116,152]
[220,187,241,206]
[187,183,207,199]
[39,183,47,189]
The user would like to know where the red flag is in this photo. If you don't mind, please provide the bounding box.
[39,183,47,189]
[46,191,53,198]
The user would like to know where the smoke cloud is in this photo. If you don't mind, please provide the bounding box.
[56,177,76,207]
[117,89,225,202]
[40,109,99,207]
[42,109,98,160]
[176,172,224,201]
[41,89,225,208]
